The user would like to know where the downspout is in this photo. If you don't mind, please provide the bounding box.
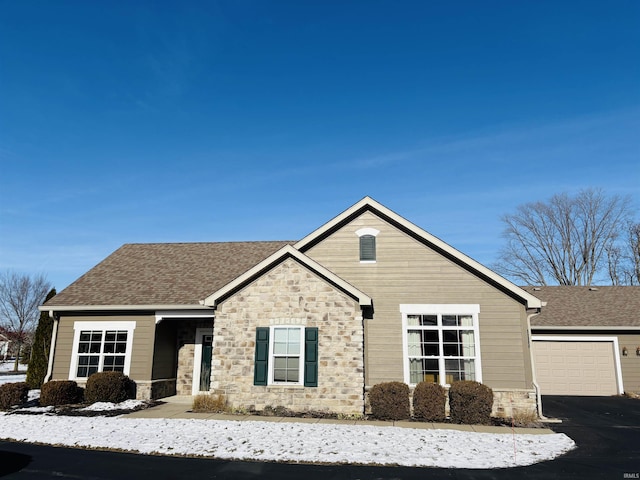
[44,311,59,383]
[526,308,550,421]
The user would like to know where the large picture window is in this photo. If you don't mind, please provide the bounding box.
[401,305,481,386]
[70,321,135,380]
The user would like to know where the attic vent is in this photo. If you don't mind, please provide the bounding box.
[532,287,541,291]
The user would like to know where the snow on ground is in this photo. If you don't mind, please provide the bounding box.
[0,412,575,469]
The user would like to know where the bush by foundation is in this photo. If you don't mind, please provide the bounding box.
[39,380,83,406]
[412,382,446,422]
[0,382,29,410]
[84,371,134,404]
[449,380,493,425]
[369,382,410,420]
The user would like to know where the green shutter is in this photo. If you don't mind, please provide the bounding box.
[304,327,318,387]
[254,327,269,386]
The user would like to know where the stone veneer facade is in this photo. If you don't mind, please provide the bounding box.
[210,258,366,415]
[176,319,214,395]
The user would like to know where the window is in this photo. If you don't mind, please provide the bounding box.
[70,321,135,379]
[356,228,380,263]
[254,326,318,387]
[401,305,481,386]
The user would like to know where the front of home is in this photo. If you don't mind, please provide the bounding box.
[41,197,545,416]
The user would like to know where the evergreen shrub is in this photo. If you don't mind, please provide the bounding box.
[449,380,493,425]
[412,381,446,422]
[84,371,134,404]
[369,382,410,420]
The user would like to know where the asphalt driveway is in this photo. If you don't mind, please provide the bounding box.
[539,395,640,479]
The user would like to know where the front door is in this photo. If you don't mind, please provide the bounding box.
[199,334,213,392]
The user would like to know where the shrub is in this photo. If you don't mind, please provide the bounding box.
[84,371,134,404]
[26,288,57,389]
[369,382,410,420]
[39,380,83,406]
[192,393,228,413]
[449,381,494,425]
[412,382,446,422]
[0,382,29,410]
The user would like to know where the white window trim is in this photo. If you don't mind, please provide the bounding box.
[531,335,624,395]
[192,327,214,395]
[401,304,482,386]
[69,321,136,381]
[268,325,305,386]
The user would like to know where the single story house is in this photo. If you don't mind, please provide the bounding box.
[523,286,640,397]
[41,197,547,417]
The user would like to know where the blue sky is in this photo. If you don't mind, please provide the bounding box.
[1,0,638,291]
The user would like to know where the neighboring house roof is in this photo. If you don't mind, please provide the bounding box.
[203,245,372,307]
[523,286,640,328]
[295,196,543,309]
[44,241,293,309]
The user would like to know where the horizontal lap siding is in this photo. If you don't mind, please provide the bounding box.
[51,314,156,382]
[305,211,531,389]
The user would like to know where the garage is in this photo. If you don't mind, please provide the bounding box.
[532,336,623,396]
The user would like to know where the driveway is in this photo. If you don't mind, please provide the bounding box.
[539,395,640,479]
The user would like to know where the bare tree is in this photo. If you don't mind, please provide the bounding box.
[494,189,633,286]
[608,222,640,285]
[0,272,52,371]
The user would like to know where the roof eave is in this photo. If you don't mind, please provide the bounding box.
[39,304,213,313]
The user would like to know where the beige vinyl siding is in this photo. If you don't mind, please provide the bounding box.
[619,334,640,393]
[51,314,156,382]
[151,321,177,380]
[304,211,532,390]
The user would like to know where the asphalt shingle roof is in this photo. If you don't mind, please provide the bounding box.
[45,241,293,307]
[522,286,640,328]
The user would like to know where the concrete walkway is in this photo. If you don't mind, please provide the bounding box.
[124,395,554,435]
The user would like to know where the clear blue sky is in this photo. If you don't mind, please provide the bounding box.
[1,0,639,291]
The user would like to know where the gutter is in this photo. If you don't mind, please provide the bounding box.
[38,304,213,313]
[44,311,58,383]
[527,309,554,422]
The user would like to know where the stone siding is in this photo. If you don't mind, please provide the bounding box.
[211,258,365,415]
[176,319,213,395]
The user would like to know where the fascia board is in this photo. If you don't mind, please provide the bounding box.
[531,325,640,331]
[38,304,211,313]
[295,196,543,309]
[203,245,372,307]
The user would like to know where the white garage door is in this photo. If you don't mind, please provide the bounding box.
[532,339,619,396]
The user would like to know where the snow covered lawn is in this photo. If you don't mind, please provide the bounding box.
[0,411,575,469]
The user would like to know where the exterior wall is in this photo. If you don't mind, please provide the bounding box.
[211,258,365,415]
[151,320,177,380]
[304,211,533,391]
[51,313,156,383]
[176,319,213,395]
[619,333,640,393]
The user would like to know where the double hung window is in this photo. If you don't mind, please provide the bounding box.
[70,321,135,379]
[402,305,481,386]
[254,326,318,387]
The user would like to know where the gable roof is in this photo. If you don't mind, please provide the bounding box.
[44,241,293,310]
[523,286,640,328]
[295,196,543,309]
[203,245,372,308]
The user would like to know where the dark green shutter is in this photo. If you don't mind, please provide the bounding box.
[254,327,269,386]
[359,235,376,261]
[304,327,318,387]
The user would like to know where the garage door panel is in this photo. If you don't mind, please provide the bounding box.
[533,340,618,396]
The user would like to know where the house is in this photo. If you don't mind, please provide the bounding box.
[0,330,10,360]
[41,197,546,417]
[523,286,640,396]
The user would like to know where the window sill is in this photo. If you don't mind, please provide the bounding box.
[359,260,377,264]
